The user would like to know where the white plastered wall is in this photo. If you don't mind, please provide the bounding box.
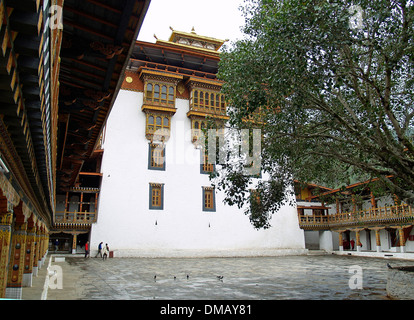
[90,89,306,257]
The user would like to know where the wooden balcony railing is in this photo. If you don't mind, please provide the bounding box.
[53,187,99,229]
[53,198,98,228]
[53,211,97,228]
[299,204,414,230]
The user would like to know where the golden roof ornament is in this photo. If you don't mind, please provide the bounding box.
[156,27,226,55]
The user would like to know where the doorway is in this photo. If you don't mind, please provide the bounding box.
[365,229,372,251]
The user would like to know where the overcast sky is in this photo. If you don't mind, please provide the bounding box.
[137,0,247,46]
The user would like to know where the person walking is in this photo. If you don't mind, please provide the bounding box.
[102,243,109,260]
[95,242,103,258]
[84,241,90,258]
[54,239,59,253]
[350,239,355,250]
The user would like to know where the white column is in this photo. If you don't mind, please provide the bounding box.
[319,230,333,251]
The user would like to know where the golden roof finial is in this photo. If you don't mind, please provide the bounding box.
[191,27,196,34]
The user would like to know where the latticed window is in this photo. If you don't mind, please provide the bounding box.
[205,190,212,208]
[146,114,171,139]
[151,147,163,168]
[145,82,175,105]
[149,183,164,210]
[191,119,225,147]
[148,143,165,170]
[191,89,226,114]
[202,187,215,212]
[202,153,214,173]
[152,187,161,206]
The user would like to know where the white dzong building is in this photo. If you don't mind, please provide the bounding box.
[90,29,306,257]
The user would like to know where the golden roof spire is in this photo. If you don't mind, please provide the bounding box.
[155,27,226,55]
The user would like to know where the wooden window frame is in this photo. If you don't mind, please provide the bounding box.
[200,149,215,174]
[149,183,164,210]
[148,143,165,171]
[191,89,226,115]
[144,81,176,106]
[145,112,171,140]
[202,187,216,212]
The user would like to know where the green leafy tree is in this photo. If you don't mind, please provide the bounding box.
[215,0,414,228]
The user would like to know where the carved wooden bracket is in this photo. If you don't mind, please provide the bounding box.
[90,41,124,59]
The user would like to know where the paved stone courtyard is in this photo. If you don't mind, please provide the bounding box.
[27,254,409,300]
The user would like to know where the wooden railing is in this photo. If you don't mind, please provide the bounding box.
[54,211,97,225]
[53,199,97,228]
[299,204,414,230]
[53,187,100,229]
